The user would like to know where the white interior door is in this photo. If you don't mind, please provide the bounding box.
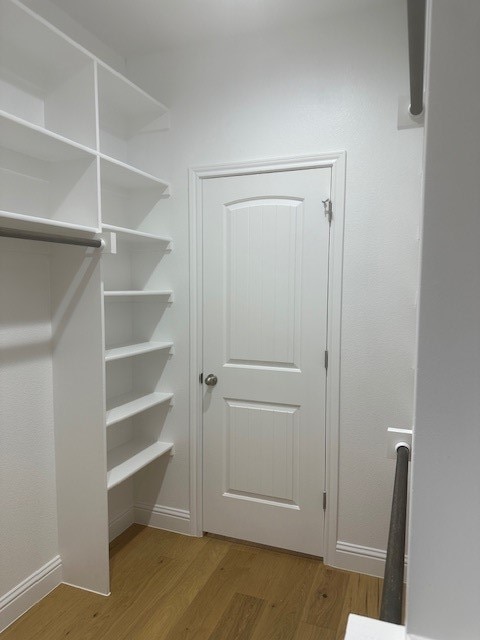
[202,166,331,556]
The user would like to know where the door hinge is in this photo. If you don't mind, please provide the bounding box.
[323,491,327,510]
[199,372,203,384]
[324,350,329,370]
[322,198,333,224]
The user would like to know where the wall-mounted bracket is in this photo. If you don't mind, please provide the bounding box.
[100,231,117,254]
[398,95,424,130]
[387,427,413,461]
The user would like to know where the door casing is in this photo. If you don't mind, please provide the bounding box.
[189,152,346,567]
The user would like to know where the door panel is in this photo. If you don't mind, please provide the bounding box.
[225,398,298,504]
[226,199,302,368]
[202,167,331,556]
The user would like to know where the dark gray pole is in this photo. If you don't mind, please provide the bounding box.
[380,445,409,624]
[0,227,103,248]
[407,0,426,116]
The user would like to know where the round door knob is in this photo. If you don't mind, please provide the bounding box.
[204,374,218,387]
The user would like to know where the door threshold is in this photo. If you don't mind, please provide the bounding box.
[204,532,324,561]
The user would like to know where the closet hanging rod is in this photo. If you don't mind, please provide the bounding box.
[0,227,104,248]
[407,0,426,116]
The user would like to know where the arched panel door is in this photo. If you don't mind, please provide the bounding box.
[202,166,331,556]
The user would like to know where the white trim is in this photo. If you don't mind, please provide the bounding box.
[134,503,191,535]
[345,616,436,640]
[323,151,346,568]
[109,506,135,542]
[61,582,110,597]
[0,556,62,632]
[189,164,204,536]
[345,614,407,640]
[189,152,346,552]
[335,541,408,579]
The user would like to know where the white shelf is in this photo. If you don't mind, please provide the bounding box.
[0,1,97,148]
[0,111,96,162]
[106,391,174,427]
[100,154,170,191]
[97,63,170,177]
[102,224,171,249]
[0,211,98,235]
[97,63,168,122]
[107,439,173,490]
[104,290,173,302]
[105,341,173,362]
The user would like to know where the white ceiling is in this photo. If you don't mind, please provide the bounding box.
[29,0,391,57]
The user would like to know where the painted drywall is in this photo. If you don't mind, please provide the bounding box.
[20,0,126,72]
[0,242,59,597]
[25,0,400,57]
[407,1,480,638]
[127,0,423,568]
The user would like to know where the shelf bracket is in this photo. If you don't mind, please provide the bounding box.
[101,231,118,254]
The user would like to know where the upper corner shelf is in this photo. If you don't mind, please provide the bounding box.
[100,155,170,192]
[0,111,95,162]
[0,113,100,232]
[0,0,97,149]
[97,63,168,121]
[97,63,170,174]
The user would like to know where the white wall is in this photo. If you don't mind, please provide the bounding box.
[0,242,59,596]
[407,1,480,638]
[127,0,424,570]
[20,0,126,72]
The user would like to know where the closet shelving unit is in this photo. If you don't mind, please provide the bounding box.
[97,50,174,517]
[97,62,170,176]
[1,0,174,595]
[0,0,99,235]
[0,111,99,234]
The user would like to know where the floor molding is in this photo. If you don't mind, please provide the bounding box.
[332,541,408,578]
[109,506,135,542]
[134,502,191,535]
[0,555,62,633]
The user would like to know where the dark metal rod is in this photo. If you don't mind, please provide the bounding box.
[0,227,103,248]
[407,0,426,116]
[380,445,409,625]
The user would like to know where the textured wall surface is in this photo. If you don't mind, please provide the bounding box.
[21,0,126,72]
[127,0,423,560]
[0,243,58,595]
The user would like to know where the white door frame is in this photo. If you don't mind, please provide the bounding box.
[189,152,346,566]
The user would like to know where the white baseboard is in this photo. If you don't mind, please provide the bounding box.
[0,556,62,633]
[344,616,436,640]
[109,506,135,542]
[134,502,191,535]
[331,541,408,578]
[345,614,407,639]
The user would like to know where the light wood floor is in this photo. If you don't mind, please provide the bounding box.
[3,525,382,640]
